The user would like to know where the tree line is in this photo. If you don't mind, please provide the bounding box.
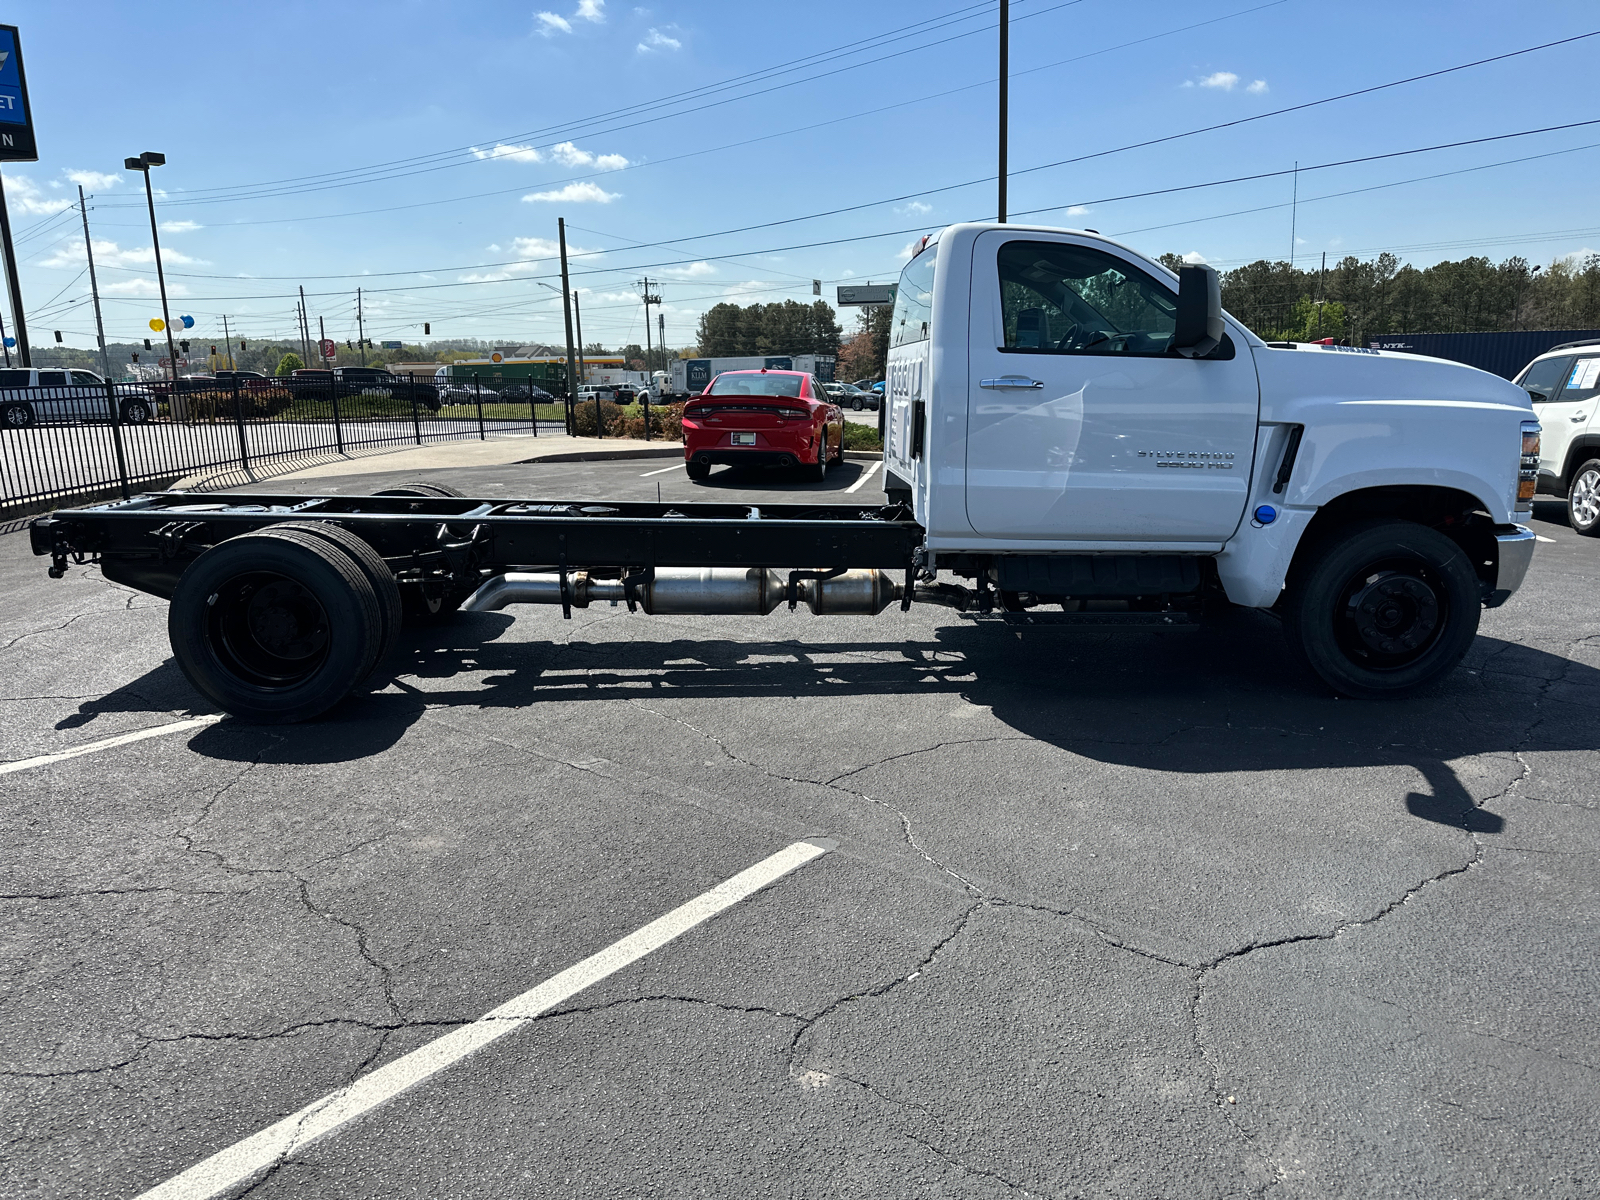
[1161,251,1600,345]
[693,299,843,360]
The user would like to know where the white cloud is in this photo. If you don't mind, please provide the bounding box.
[1065,205,1091,216]
[103,277,190,297]
[473,142,543,163]
[1556,246,1599,266]
[65,169,122,189]
[487,243,502,252]
[1246,79,1268,94]
[160,220,201,233]
[41,237,201,270]
[2,174,71,216]
[894,201,932,216]
[536,12,573,35]
[540,0,602,34]
[1198,71,1239,90]
[660,261,715,278]
[637,27,680,53]
[1181,251,1209,264]
[549,141,629,170]
[576,0,605,20]
[522,181,619,203]
[896,241,919,261]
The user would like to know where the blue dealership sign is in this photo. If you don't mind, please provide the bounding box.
[0,26,37,161]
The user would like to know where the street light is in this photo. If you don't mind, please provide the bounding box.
[123,152,179,383]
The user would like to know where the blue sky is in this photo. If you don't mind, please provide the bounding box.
[4,0,1599,355]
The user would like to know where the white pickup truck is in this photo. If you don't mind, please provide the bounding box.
[32,221,1541,721]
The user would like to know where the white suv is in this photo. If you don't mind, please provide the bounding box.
[0,368,157,427]
[1515,339,1600,535]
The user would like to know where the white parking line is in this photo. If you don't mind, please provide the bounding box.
[132,837,835,1200]
[639,463,683,476]
[844,460,882,493]
[0,715,222,777]
[1535,534,1556,543]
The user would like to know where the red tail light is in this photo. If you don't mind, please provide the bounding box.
[775,407,807,420]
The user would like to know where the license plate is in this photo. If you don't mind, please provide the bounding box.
[731,432,756,445]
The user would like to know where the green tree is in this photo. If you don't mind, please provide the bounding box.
[275,351,304,376]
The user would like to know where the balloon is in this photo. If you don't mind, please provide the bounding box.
[2,337,14,348]
[149,318,165,332]
[180,315,195,328]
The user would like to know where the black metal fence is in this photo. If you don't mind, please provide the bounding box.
[1,372,563,517]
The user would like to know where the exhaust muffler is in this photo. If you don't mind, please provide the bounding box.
[462,567,904,616]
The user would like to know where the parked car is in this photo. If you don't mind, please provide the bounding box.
[837,382,879,411]
[498,383,555,402]
[290,367,440,410]
[436,383,479,404]
[1514,338,1600,535]
[212,369,273,390]
[0,367,158,426]
[681,369,844,482]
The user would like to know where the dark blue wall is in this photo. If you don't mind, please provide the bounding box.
[1368,330,1600,380]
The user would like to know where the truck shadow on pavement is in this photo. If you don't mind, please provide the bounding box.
[143,603,1596,833]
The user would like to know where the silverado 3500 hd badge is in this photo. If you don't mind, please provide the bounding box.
[1138,451,1236,469]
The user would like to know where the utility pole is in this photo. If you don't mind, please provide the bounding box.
[222,314,235,370]
[0,171,31,366]
[558,217,578,434]
[1288,161,1298,269]
[77,186,112,380]
[998,0,1008,224]
[1316,250,1326,339]
[298,286,312,367]
[318,314,328,365]
[573,290,587,389]
[356,287,367,366]
[640,276,661,373]
[658,312,665,365]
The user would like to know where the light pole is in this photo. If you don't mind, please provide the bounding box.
[124,152,179,382]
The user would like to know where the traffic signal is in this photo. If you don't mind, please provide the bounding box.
[240,341,247,351]
[131,353,139,362]
[54,330,62,342]
[424,323,430,335]
[180,340,190,354]
[144,339,152,350]
[210,346,217,355]
[346,340,353,349]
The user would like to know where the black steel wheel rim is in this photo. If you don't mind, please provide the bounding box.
[1334,558,1447,670]
[205,570,331,689]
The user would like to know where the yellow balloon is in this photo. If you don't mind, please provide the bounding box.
[149,318,165,332]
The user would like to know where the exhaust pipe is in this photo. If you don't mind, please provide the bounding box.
[462,567,907,616]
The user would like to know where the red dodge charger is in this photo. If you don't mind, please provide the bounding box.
[681,370,844,482]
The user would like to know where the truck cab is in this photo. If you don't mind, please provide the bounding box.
[884,223,1539,696]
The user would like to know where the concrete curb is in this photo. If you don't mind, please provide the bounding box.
[519,448,884,464]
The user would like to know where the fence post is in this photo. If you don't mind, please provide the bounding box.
[643,385,651,442]
[594,388,603,439]
[231,377,249,475]
[104,379,131,500]
[529,384,538,437]
[409,376,422,445]
[329,373,344,454]
[474,373,485,441]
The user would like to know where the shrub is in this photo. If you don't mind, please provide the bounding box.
[609,401,684,441]
[275,352,304,376]
[841,420,882,451]
[572,399,627,437]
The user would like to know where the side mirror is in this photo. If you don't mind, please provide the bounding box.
[1172,264,1223,358]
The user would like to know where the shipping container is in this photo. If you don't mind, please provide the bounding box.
[1368,330,1600,380]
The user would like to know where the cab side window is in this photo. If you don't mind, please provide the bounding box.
[37,371,68,387]
[1518,356,1573,403]
[998,240,1178,356]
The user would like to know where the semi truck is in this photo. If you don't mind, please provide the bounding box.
[30,223,1538,723]
[666,354,836,400]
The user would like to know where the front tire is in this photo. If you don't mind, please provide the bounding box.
[121,400,152,424]
[2,401,35,428]
[1283,518,1481,699]
[1568,458,1600,536]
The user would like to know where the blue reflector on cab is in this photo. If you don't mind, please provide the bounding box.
[1254,505,1278,525]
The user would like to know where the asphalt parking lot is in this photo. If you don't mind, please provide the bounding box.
[2,458,1596,1200]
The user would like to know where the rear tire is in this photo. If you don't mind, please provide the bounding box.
[1283,518,1481,699]
[266,522,403,678]
[120,400,152,424]
[809,444,827,482]
[372,482,466,498]
[685,461,710,482]
[168,531,382,723]
[1567,458,1600,536]
[2,401,34,428]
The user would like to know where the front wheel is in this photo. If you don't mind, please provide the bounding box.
[121,400,152,424]
[1568,458,1600,536]
[852,398,864,411]
[1282,518,1482,699]
[2,401,35,428]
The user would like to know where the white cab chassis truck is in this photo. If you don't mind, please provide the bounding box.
[32,223,1538,722]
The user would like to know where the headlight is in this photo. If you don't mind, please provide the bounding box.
[1518,419,1540,510]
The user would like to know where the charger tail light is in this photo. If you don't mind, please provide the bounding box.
[775,407,808,420]
[1518,420,1541,510]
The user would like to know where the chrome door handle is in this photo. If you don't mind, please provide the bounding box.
[980,375,1044,390]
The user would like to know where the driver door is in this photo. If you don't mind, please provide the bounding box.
[965,231,1260,544]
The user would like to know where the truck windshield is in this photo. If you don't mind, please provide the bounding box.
[706,373,803,398]
[998,240,1178,356]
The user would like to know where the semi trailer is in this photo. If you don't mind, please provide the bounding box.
[30,223,1540,722]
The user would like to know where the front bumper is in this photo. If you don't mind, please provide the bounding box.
[1484,523,1537,608]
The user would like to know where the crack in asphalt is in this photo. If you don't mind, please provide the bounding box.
[0,885,243,902]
